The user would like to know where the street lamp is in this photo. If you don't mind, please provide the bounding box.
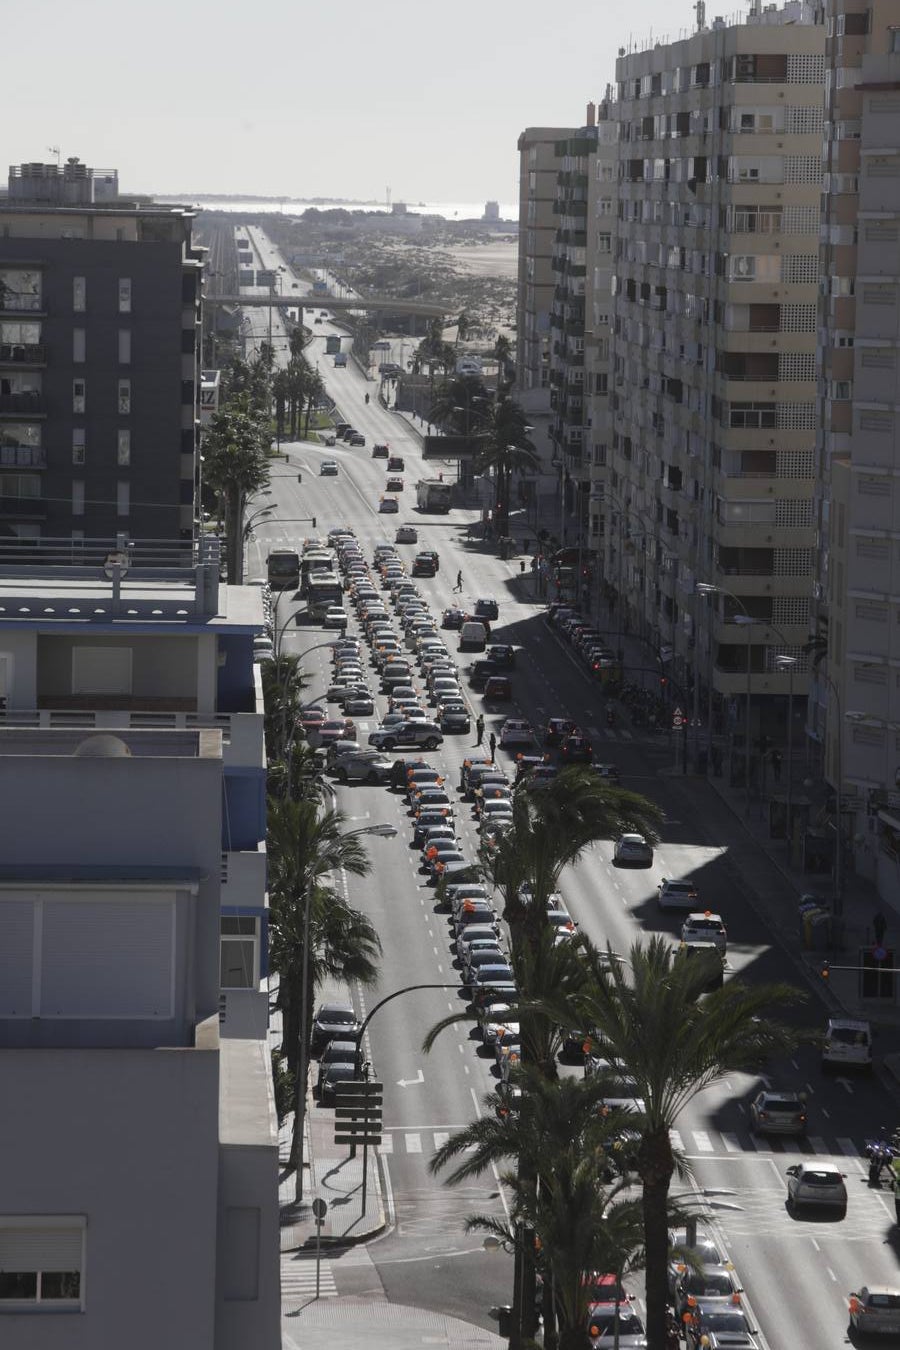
[696,584,753,817]
[816,667,845,921]
[774,654,797,851]
[294,821,399,1204]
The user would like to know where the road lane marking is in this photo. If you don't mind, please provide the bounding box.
[379,1134,394,1153]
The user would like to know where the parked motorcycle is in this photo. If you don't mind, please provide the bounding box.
[864,1131,900,1186]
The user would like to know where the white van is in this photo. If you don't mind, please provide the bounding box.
[821,1017,872,1071]
[459,621,488,653]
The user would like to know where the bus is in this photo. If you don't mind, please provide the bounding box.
[416,479,453,513]
[326,334,341,355]
[306,573,343,621]
[300,550,334,595]
[266,549,300,591]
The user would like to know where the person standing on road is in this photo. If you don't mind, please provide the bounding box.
[475,714,485,746]
[454,570,463,593]
[489,732,497,762]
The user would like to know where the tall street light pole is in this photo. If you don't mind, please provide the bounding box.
[696,583,753,815]
[294,822,398,1204]
[774,653,797,853]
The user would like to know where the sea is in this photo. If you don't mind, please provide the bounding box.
[156,196,519,223]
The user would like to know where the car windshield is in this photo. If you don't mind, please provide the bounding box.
[685,1272,732,1295]
[765,1097,800,1112]
[803,1170,842,1186]
[868,1294,900,1309]
[703,1312,747,1331]
[588,1311,644,1335]
[322,1009,355,1024]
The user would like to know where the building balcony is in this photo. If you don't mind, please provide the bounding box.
[0,294,44,314]
[0,444,46,469]
[0,343,46,366]
[0,705,265,770]
[0,392,44,416]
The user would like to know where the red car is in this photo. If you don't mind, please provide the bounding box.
[560,734,593,764]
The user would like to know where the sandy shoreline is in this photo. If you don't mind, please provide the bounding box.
[440,239,519,280]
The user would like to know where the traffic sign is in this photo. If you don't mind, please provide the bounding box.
[312,1198,328,1219]
[673,705,684,729]
[333,1079,383,1148]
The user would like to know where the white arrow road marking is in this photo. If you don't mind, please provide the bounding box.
[397,1069,425,1088]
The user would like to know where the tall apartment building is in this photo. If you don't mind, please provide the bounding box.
[585,96,618,567]
[814,0,900,894]
[550,118,599,549]
[517,128,572,394]
[0,538,278,1348]
[0,160,203,545]
[610,3,825,790]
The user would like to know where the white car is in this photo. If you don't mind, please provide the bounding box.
[499,718,536,748]
[322,607,349,630]
[681,912,727,953]
[395,524,418,543]
[786,1161,847,1216]
[613,833,653,866]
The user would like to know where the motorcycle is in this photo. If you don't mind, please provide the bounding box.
[864,1131,900,1186]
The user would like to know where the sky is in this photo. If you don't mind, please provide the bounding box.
[4,0,726,206]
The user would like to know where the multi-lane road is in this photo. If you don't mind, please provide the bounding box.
[243,228,900,1346]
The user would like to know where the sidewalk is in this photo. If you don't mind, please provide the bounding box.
[270,980,386,1253]
[604,625,900,1034]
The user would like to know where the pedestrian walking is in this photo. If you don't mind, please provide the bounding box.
[475,715,485,746]
[489,732,497,762]
[454,570,463,593]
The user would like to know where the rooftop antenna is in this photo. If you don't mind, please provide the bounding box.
[694,0,706,28]
[47,145,61,166]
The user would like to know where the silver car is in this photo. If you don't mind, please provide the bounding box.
[786,1161,847,1216]
[613,833,653,866]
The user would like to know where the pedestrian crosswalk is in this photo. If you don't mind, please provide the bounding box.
[281,1251,337,1301]
[376,1126,865,1162]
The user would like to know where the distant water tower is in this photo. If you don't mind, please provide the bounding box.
[483,200,500,222]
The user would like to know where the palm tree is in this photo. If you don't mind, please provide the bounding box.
[428,375,492,439]
[572,936,802,1350]
[202,404,271,582]
[431,1066,649,1350]
[267,798,381,1168]
[475,399,540,538]
[494,333,514,395]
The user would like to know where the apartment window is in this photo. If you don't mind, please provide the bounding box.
[72,378,86,414]
[72,328,85,363]
[856,601,888,622]
[72,480,84,516]
[117,481,130,516]
[597,233,612,254]
[118,278,132,313]
[729,403,776,429]
[867,156,900,178]
[829,380,852,400]
[595,373,609,396]
[116,429,131,467]
[220,916,259,990]
[72,429,85,466]
[858,475,891,497]
[0,1218,85,1308]
[118,378,131,414]
[0,473,40,499]
[72,276,86,312]
[890,28,900,54]
[118,329,131,364]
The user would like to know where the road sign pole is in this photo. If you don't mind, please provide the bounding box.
[311,1198,328,1300]
[362,1136,369,1216]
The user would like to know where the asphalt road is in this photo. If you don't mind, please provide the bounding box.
[246,229,900,1346]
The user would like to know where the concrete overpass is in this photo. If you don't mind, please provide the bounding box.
[206,293,449,320]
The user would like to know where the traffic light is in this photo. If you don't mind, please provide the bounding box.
[820,960,830,981]
[659,676,668,690]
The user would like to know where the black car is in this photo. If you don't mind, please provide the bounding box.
[311,1003,361,1056]
[474,598,499,621]
[544,717,578,746]
[412,553,437,578]
[439,701,471,733]
[487,644,516,669]
[372,443,390,458]
[469,659,499,690]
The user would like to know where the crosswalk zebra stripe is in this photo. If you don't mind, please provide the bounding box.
[378,1134,393,1154]
[405,1132,422,1153]
[837,1137,860,1158]
[809,1136,829,1155]
[281,1256,337,1299]
[670,1129,684,1152]
[749,1132,771,1152]
[434,1132,449,1151]
[721,1133,741,1153]
[693,1131,714,1153]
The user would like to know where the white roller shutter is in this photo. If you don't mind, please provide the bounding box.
[71,646,132,695]
[41,898,174,1018]
[0,1224,83,1270]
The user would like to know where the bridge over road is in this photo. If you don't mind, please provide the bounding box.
[206,293,449,320]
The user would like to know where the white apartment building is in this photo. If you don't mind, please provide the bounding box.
[610,3,825,805]
[814,0,900,899]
